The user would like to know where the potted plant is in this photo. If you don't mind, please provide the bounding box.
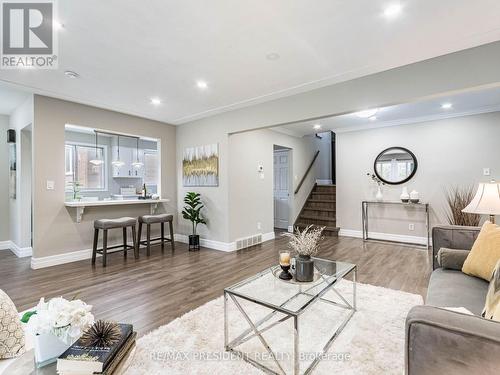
[282,225,325,282]
[444,186,481,226]
[182,192,207,251]
[22,296,94,367]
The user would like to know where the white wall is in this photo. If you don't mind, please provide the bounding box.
[337,111,500,239]
[228,128,319,240]
[0,115,9,242]
[9,95,33,249]
[176,42,500,244]
[310,132,331,182]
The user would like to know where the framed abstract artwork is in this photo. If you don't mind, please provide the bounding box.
[182,143,219,187]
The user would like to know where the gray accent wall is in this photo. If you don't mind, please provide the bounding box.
[32,95,176,259]
[337,111,500,237]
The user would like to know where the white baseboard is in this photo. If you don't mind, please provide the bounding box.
[9,242,33,257]
[29,231,277,269]
[31,248,94,269]
[0,241,32,257]
[30,240,134,269]
[175,231,276,252]
[339,229,429,246]
[262,232,275,242]
[174,234,236,252]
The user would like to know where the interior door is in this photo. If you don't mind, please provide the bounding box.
[274,150,290,229]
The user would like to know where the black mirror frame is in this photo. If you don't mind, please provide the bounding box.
[373,147,418,185]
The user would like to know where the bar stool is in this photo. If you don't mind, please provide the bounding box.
[137,214,175,255]
[92,217,137,267]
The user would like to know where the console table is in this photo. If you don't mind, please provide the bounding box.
[361,200,430,250]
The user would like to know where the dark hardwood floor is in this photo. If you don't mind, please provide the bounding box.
[0,235,431,336]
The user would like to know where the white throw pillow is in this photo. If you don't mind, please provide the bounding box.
[0,290,25,359]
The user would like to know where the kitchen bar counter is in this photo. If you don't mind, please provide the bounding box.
[65,199,170,223]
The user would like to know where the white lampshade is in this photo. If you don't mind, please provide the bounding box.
[462,182,500,216]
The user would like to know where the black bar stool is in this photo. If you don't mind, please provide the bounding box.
[92,217,137,267]
[137,214,175,255]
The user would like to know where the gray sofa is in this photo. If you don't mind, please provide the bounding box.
[405,225,500,375]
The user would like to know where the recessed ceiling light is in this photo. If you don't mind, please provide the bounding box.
[313,124,322,130]
[441,103,453,109]
[355,108,379,118]
[383,3,403,18]
[266,53,280,61]
[64,70,79,78]
[54,21,64,30]
[369,116,377,121]
[150,97,162,106]
[196,80,208,89]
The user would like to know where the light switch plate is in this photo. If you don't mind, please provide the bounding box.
[46,180,55,190]
[483,168,491,176]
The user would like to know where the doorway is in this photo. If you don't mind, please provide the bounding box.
[273,145,291,230]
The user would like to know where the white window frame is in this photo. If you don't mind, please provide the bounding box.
[65,141,109,192]
[143,148,159,187]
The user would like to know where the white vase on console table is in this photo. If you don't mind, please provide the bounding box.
[410,190,420,203]
[400,187,410,203]
[376,186,383,201]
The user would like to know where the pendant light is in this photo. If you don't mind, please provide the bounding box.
[112,135,125,167]
[89,131,104,165]
[131,137,144,169]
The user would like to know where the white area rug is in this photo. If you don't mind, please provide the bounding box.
[126,281,422,374]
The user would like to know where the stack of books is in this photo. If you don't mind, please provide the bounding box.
[56,323,136,375]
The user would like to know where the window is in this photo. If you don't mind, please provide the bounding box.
[143,149,159,185]
[65,143,107,191]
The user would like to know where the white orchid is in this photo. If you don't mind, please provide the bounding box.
[26,297,94,345]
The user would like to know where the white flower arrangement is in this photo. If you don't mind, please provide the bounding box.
[282,225,325,257]
[26,297,95,345]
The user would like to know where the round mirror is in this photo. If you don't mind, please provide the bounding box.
[374,147,417,185]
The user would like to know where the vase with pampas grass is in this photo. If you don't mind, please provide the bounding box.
[282,225,325,282]
[444,186,481,226]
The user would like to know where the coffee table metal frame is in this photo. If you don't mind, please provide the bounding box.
[224,258,357,375]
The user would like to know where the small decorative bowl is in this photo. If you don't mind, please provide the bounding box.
[410,198,420,203]
[401,199,409,203]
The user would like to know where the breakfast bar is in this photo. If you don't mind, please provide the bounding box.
[65,199,170,223]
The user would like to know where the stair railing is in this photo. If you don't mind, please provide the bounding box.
[294,150,320,195]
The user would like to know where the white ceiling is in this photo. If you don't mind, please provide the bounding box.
[275,86,500,137]
[0,85,30,115]
[1,1,500,124]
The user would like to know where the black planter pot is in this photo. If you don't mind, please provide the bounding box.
[295,255,314,282]
[189,234,200,251]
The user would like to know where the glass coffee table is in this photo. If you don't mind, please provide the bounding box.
[224,257,356,375]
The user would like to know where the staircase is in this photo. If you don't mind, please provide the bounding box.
[294,184,339,236]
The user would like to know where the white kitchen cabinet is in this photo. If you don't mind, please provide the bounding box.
[111,144,141,179]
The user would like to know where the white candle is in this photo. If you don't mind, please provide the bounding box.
[279,252,290,266]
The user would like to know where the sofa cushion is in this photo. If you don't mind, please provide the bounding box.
[462,221,500,281]
[426,268,488,316]
[437,248,470,270]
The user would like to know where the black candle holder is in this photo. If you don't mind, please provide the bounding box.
[279,264,293,280]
